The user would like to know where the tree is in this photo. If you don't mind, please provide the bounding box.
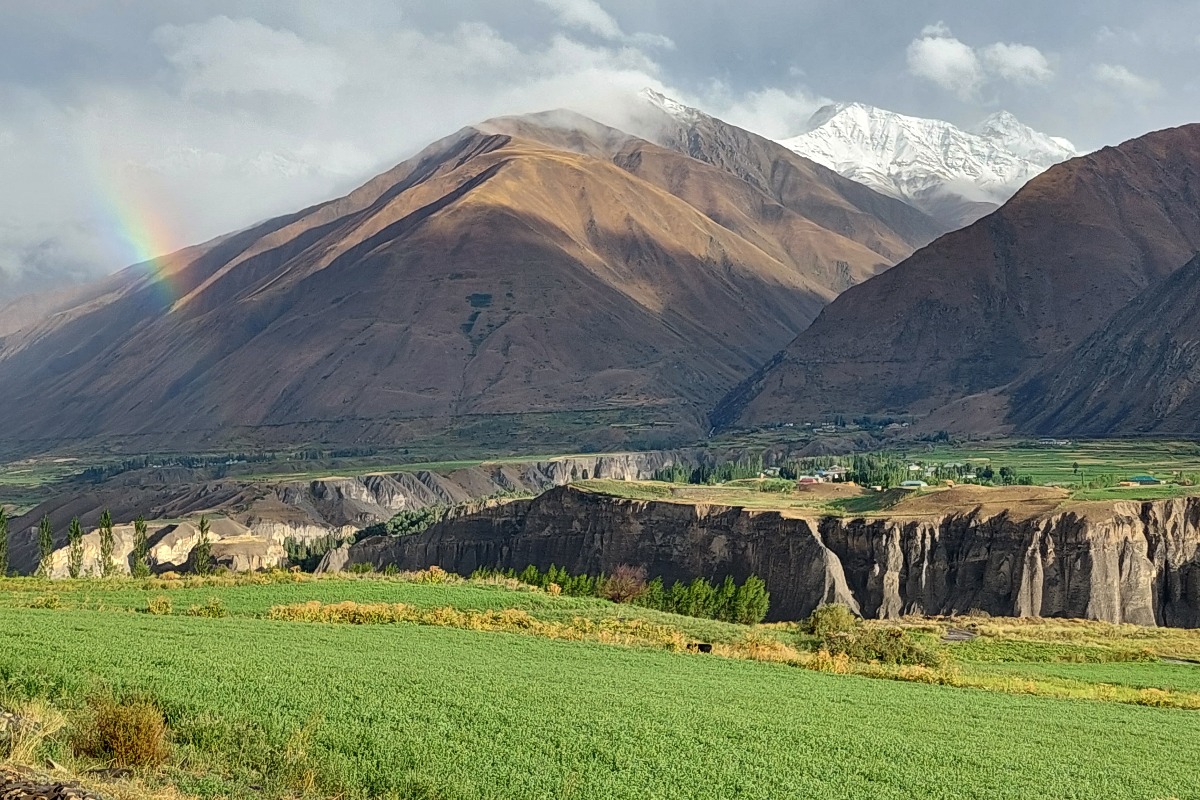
[67,517,85,579]
[98,509,116,577]
[193,515,213,576]
[36,516,54,578]
[1072,462,1080,475]
[732,576,770,625]
[131,516,151,578]
[0,508,8,578]
[998,466,1017,486]
[712,575,738,622]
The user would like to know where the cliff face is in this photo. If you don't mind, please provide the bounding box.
[8,450,701,575]
[340,487,1200,626]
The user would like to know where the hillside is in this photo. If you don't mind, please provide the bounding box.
[1012,253,1200,435]
[0,112,940,455]
[716,123,1200,432]
[778,104,1077,229]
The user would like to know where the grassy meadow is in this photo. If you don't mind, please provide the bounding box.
[3,574,1200,799]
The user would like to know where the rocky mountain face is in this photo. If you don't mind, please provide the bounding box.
[717,123,1200,434]
[778,103,1078,229]
[0,111,940,456]
[7,450,703,575]
[1011,253,1200,435]
[333,486,1200,627]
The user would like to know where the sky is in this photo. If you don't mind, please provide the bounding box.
[1,0,1197,298]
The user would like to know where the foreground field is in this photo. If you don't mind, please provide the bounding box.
[3,576,1200,799]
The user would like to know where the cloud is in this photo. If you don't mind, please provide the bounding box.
[153,16,348,103]
[906,25,984,100]
[1093,63,1162,99]
[907,23,1053,100]
[702,84,830,138]
[982,43,1054,85]
[530,0,672,48]
[532,0,623,40]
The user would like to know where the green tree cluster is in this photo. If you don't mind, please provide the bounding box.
[652,453,765,485]
[476,564,770,624]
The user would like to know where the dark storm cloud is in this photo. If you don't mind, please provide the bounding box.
[0,0,1195,298]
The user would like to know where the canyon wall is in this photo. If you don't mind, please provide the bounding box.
[8,450,701,574]
[336,487,1200,626]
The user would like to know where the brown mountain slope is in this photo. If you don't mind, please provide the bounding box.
[1011,253,1200,435]
[638,98,947,264]
[0,113,937,455]
[715,123,1200,430]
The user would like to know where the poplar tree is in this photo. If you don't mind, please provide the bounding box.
[36,515,54,578]
[98,509,116,578]
[131,516,151,578]
[193,515,213,576]
[0,508,8,577]
[67,517,84,578]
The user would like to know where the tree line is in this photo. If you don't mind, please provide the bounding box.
[471,563,771,624]
[1,510,216,578]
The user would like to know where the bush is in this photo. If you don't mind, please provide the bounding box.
[28,594,62,610]
[146,595,173,616]
[75,696,169,768]
[600,564,647,603]
[803,603,859,638]
[823,627,944,668]
[348,562,374,574]
[185,597,228,618]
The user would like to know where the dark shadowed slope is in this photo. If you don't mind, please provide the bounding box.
[716,123,1200,431]
[1011,253,1200,436]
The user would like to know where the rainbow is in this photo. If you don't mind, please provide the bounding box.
[86,148,188,310]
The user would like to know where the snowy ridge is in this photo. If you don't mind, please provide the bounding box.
[641,88,705,125]
[778,103,1077,228]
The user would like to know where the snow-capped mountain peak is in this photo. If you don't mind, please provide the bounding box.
[778,103,1078,228]
[640,88,704,124]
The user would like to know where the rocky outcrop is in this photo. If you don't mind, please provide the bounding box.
[339,487,1200,626]
[8,450,703,575]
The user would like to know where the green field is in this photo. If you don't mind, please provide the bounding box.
[4,576,1200,799]
[899,439,1200,489]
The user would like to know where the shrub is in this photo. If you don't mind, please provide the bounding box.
[75,696,169,768]
[803,603,859,638]
[4,698,66,764]
[146,595,173,616]
[28,594,62,610]
[348,562,374,574]
[600,564,648,603]
[185,597,228,618]
[823,627,945,668]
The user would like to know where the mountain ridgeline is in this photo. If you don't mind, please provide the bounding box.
[0,101,942,455]
[716,123,1200,437]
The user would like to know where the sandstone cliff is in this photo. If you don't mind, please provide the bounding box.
[336,487,1200,627]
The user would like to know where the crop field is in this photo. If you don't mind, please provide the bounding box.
[901,439,1200,489]
[3,577,1200,799]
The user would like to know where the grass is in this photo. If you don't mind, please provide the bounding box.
[4,577,1200,798]
[5,605,1200,799]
